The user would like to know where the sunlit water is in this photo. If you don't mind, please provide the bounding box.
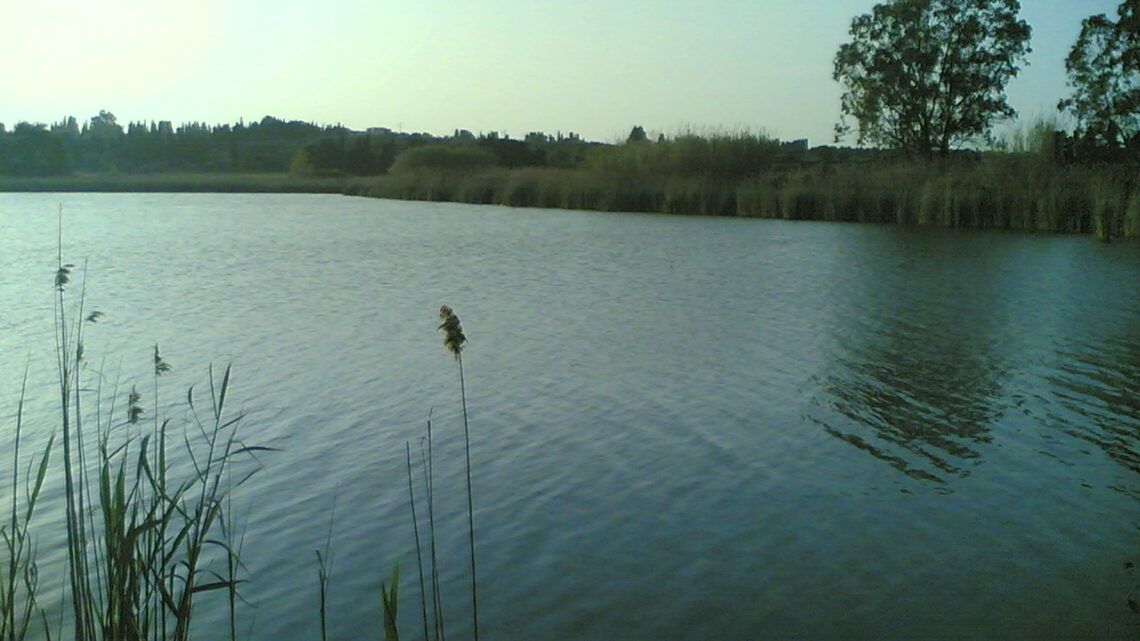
[1,193,1138,640]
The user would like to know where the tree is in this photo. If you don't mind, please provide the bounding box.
[346,135,380,175]
[833,0,1031,157]
[87,110,123,139]
[389,144,497,173]
[626,125,649,144]
[0,123,70,175]
[1058,0,1139,161]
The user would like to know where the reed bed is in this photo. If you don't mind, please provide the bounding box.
[349,157,1140,238]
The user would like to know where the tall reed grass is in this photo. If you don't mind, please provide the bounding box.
[347,153,1140,238]
[0,230,272,641]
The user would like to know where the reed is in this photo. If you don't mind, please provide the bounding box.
[405,442,430,641]
[1125,190,1140,238]
[33,216,273,641]
[423,414,445,641]
[380,566,399,641]
[315,494,337,641]
[438,306,478,641]
[1,365,53,641]
[5,221,498,641]
[351,151,1140,237]
[0,205,518,641]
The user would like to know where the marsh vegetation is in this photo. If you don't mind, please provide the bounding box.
[346,132,1140,239]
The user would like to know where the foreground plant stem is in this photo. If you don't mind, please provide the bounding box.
[457,353,478,641]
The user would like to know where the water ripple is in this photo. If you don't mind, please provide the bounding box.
[1,195,1138,641]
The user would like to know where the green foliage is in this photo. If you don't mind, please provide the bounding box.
[0,114,384,175]
[289,148,316,176]
[0,123,71,176]
[833,0,1032,156]
[1059,0,1140,162]
[390,144,497,174]
[587,130,786,179]
[992,114,1063,157]
[380,566,399,641]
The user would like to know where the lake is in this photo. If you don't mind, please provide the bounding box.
[1,193,1138,640]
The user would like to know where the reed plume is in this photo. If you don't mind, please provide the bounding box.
[438,306,466,358]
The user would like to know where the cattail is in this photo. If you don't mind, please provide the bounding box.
[438,305,467,358]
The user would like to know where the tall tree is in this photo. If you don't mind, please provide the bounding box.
[86,110,123,139]
[1058,0,1139,161]
[833,0,1031,157]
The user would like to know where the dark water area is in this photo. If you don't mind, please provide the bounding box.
[1,193,1138,640]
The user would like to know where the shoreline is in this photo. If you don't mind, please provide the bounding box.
[4,164,1138,239]
[0,172,345,193]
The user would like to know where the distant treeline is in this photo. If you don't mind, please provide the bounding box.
[0,111,604,177]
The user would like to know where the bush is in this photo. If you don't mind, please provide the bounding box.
[390,144,497,174]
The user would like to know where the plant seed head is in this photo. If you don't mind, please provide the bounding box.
[438,305,466,358]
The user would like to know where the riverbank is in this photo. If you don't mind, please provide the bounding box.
[344,159,1140,239]
[0,172,346,193]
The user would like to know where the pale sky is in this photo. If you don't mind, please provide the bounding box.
[0,0,1120,145]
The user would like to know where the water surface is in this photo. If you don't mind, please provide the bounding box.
[1,193,1137,640]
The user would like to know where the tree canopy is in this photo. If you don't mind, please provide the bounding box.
[1059,0,1139,162]
[833,0,1031,157]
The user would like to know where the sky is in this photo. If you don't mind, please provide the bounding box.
[0,0,1122,145]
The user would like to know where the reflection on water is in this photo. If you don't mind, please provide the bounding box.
[806,232,1023,484]
[1045,335,1140,496]
[813,311,1014,483]
[813,344,998,484]
[807,228,1140,492]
